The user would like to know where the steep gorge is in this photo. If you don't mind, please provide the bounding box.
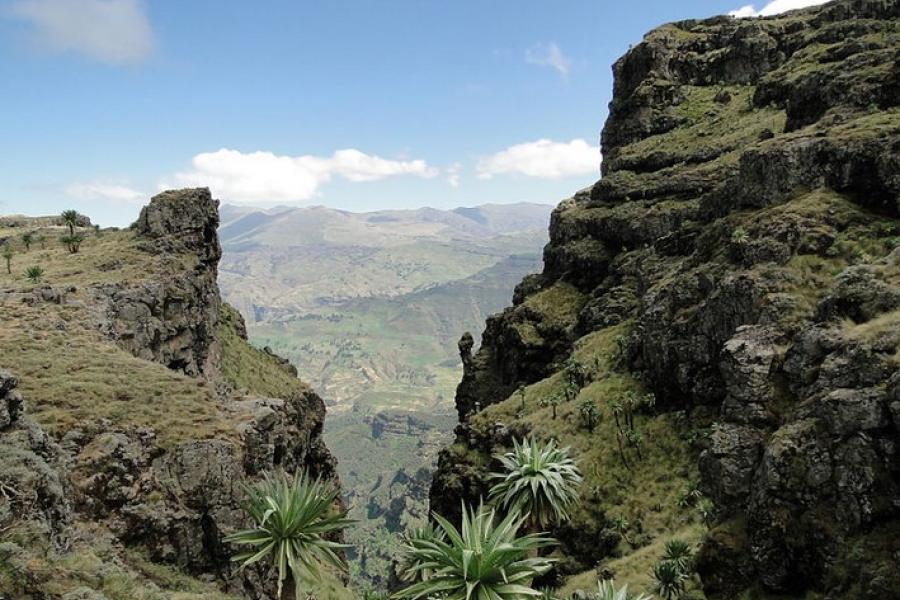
[430,2,900,598]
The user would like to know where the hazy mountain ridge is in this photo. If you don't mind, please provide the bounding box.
[219,204,552,320]
[219,202,554,246]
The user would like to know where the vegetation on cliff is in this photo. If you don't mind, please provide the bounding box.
[430,2,900,599]
[0,191,351,599]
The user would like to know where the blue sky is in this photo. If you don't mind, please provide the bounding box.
[0,0,826,226]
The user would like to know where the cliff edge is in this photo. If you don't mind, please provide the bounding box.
[430,2,900,598]
[0,189,344,599]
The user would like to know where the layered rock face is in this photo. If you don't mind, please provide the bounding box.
[0,189,340,598]
[0,369,70,541]
[432,2,900,598]
[93,189,223,376]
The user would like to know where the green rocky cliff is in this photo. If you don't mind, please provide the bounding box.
[0,189,350,599]
[430,1,900,598]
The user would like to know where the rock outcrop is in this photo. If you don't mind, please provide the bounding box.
[0,369,70,539]
[431,2,900,598]
[0,189,342,598]
[93,188,223,376]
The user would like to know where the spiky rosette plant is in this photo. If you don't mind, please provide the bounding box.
[594,579,653,600]
[397,522,447,583]
[489,437,583,530]
[24,265,44,284]
[60,209,79,235]
[392,503,556,600]
[661,539,693,574]
[225,471,352,600]
[653,559,687,600]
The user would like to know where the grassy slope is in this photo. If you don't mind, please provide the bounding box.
[1,521,239,600]
[0,223,357,599]
[0,226,191,289]
[0,227,234,449]
[0,300,234,449]
[218,302,313,399]
[466,322,707,598]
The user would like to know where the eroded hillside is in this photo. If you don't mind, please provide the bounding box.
[430,2,900,599]
[0,189,351,599]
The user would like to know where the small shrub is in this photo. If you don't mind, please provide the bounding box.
[696,498,715,528]
[677,482,703,508]
[489,437,582,530]
[60,233,85,254]
[607,515,631,544]
[539,392,565,420]
[393,503,556,600]
[24,265,44,284]
[578,398,600,432]
[225,471,351,599]
[730,227,749,244]
[1,245,12,274]
[60,210,79,235]
[21,232,34,251]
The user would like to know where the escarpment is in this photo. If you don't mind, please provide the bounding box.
[430,2,900,599]
[0,188,340,598]
[92,188,224,376]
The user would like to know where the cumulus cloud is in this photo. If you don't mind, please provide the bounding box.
[729,0,830,17]
[477,138,600,180]
[446,163,462,188]
[66,180,145,203]
[525,43,571,79]
[168,148,438,205]
[9,0,153,64]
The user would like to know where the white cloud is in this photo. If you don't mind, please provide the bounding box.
[446,163,462,188]
[168,148,438,205]
[729,0,830,17]
[9,0,153,64]
[66,180,144,203]
[477,138,600,180]
[525,42,571,79]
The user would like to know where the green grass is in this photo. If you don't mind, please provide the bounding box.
[0,220,239,448]
[521,281,586,329]
[558,523,706,598]
[0,521,240,600]
[465,324,704,597]
[0,301,234,449]
[0,226,192,290]
[614,85,785,169]
[218,303,311,399]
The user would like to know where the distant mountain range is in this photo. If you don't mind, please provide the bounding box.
[218,203,552,317]
[217,202,552,587]
[219,202,554,244]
